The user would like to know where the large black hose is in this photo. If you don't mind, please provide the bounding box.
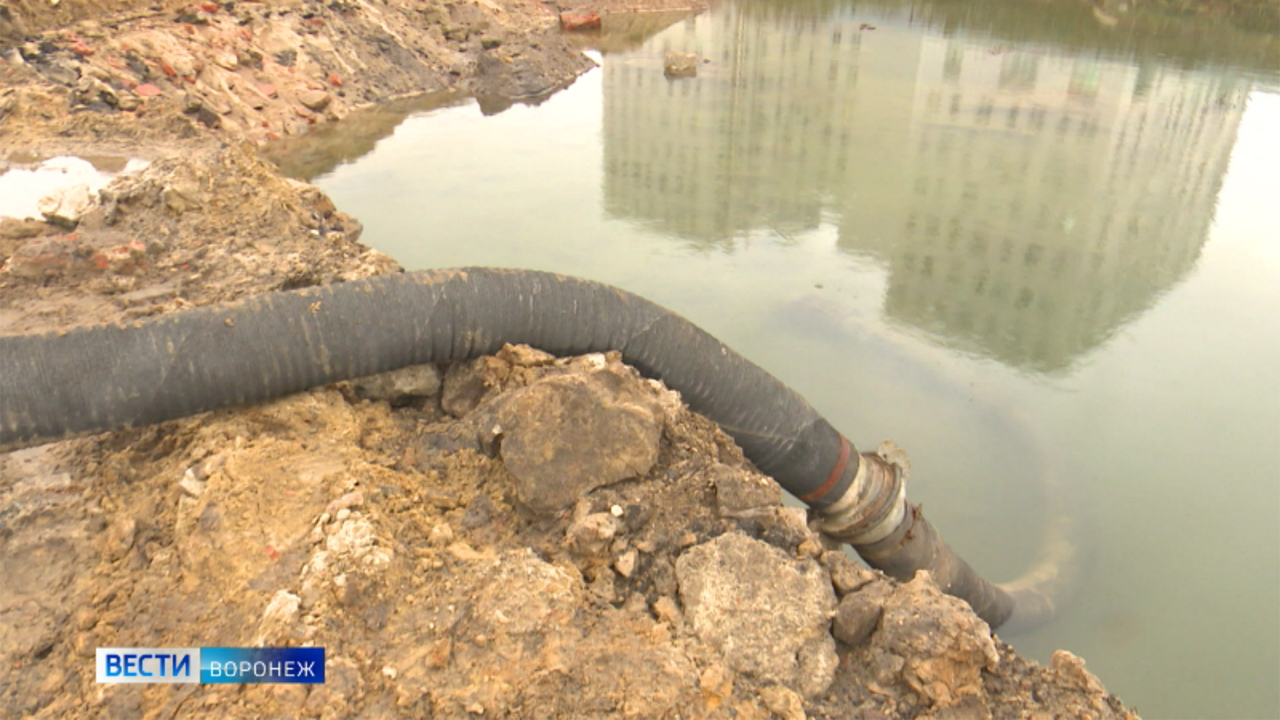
[0,267,1067,631]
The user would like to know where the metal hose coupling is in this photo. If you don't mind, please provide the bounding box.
[815,439,1019,630]
[817,440,910,545]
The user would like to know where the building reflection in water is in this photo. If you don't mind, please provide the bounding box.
[601,3,1248,372]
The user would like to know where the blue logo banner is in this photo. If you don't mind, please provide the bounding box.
[95,647,326,684]
[201,647,326,684]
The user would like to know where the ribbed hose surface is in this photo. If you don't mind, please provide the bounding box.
[0,269,853,508]
[0,267,1078,632]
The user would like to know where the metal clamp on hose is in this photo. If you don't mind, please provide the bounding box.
[817,441,909,546]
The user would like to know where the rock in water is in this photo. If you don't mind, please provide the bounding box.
[664,51,699,78]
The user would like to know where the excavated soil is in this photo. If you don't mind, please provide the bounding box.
[2,1,1141,719]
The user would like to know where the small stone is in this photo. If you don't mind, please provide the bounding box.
[133,83,162,97]
[298,89,331,111]
[102,517,137,562]
[351,364,440,403]
[614,549,638,578]
[712,464,782,515]
[1051,650,1107,695]
[700,664,733,708]
[796,539,822,558]
[213,50,238,70]
[822,551,876,596]
[428,523,455,547]
[170,55,196,79]
[760,685,805,720]
[260,591,301,627]
[179,468,205,497]
[566,513,619,556]
[195,453,227,480]
[38,184,95,228]
[424,637,452,668]
[832,582,891,647]
[652,595,681,627]
[325,491,364,515]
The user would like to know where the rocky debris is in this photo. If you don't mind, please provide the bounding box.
[664,50,700,78]
[560,12,603,32]
[297,88,331,112]
[677,532,839,698]
[1,142,396,335]
[0,217,51,240]
[492,356,665,514]
[712,462,783,515]
[351,364,442,404]
[0,0,597,147]
[832,577,892,647]
[36,183,96,228]
[0,231,145,279]
[0,335,1140,719]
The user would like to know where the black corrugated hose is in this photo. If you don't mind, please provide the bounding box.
[0,268,1078,633]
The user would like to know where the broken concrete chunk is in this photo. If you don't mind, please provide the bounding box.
[676,532,837,697]
[441,359,491,417]
[566,512,620,556]
[832,579,892,647]
[497,368,662,515]
[874,572,1000,714]
[822,550,877,596]
[711,463,782,515]
[37,183,95,228]
[352,364,440,403]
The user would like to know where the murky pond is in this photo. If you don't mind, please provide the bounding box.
[274,1,1279,717]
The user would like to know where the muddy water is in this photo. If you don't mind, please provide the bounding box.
[286,1,1279,717]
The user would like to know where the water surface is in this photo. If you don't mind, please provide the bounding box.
[283,2,1280,716]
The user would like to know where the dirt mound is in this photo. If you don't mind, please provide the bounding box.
[1,342,1137,719]
[0,142,396,335]
[0,0,594,148]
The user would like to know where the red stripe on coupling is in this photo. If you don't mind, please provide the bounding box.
[799,435,850,503]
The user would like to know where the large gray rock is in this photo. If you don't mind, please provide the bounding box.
[496,362,663,515]
[675,532,838,698]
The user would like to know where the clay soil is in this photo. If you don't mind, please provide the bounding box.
[1,1,1141,719]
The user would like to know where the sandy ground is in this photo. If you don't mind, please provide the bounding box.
[0,1,1142,718]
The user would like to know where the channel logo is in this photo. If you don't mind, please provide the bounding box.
[96,648,325,684]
